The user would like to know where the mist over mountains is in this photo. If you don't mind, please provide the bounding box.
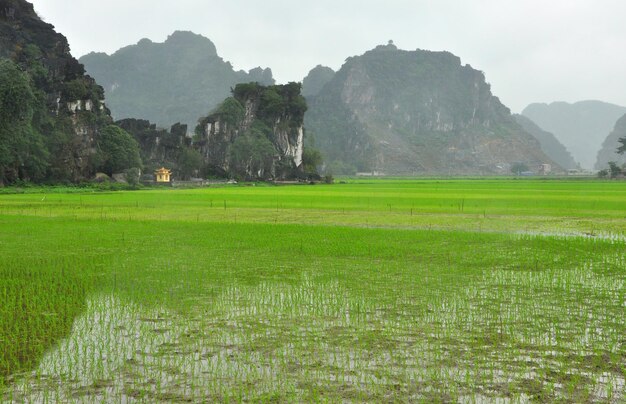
[596,114,626,169]
[522,101,626,170]
[80,34,562,175]
[513,115,578,170]
[79,31,274,130]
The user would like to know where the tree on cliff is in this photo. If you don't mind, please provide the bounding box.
[228,122,276,179]
[0,59,48,185]
[93,125,142,176]
[177,148,203,180]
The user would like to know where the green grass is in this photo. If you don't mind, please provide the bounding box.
[0,260,90,380]
[1,178,625,401]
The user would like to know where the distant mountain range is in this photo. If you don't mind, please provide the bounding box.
[513,115,578,170]
[78,32,590,175]
[79,31,274,130]
[522,101,626,169]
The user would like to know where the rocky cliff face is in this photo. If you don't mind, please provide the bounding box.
[0,0,113,182]
[195,83,307,179]
[116,119,189,166]
[79,31,275,130]
[596,114,626,169]
[522,101,626,170]
[305,42,555,175]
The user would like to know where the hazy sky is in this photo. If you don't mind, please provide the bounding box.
[31,0,626,113]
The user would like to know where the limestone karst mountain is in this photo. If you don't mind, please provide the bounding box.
[304,42,556,175]
[194,82,309,180]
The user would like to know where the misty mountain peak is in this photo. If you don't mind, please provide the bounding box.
[372,40,398,52]
[302,65,336,98]
[136,38,153,47]
[164,30,217,56]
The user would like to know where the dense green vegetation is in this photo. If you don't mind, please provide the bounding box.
[0,59,140,182]
[0,59,48,185]
[231,82,307,128]
[94,125,142,176]
[0,58,136,185]
[0,0,144,185]
[1,179,625,401]
[228,123,277,178]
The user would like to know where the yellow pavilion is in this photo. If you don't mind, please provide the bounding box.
[155,167,172,183]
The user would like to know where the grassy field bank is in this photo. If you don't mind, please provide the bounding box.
[1,179,625,401]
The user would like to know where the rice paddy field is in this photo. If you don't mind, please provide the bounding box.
[1,178,625,402]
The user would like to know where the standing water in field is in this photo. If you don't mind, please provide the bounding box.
[4,265,625,402]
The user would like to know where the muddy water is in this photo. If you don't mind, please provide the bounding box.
[4,275,625,402]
